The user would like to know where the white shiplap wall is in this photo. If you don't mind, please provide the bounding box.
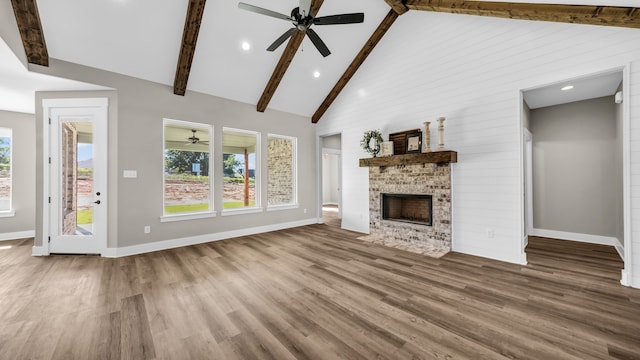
[315,10,640,280]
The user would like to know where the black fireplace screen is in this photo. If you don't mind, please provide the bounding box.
[381,193,432,226]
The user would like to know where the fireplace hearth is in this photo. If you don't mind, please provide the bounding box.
[382,193,432,226]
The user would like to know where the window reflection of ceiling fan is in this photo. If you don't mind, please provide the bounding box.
[238,0,364,57]
[186,129,209,145]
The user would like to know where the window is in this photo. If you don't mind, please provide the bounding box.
[0,127,11,214]
[162,119,213,219]
[267,134,297,208]
[222,128,259,211]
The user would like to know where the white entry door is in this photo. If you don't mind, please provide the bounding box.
[45,98,108,254]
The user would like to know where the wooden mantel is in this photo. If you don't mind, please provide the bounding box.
[359,151,457,167]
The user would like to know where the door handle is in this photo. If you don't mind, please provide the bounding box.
[93,200,101,205]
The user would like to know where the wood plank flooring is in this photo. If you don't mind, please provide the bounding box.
[1,228,639,359]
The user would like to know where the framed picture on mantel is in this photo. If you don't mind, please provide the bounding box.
[380,141,394,156]
[405,131,422,153]
[389,128,420,155]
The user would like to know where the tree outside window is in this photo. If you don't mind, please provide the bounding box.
[222,128,259,210]
[163,120,213,215]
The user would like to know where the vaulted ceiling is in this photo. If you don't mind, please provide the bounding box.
[8,0,640,121]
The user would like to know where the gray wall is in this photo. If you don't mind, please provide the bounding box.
[0,110,35,236]
[34,59,317,249]
[321,135,340,205]
[531,96,619,237]
[322,134,341,150]
[322,153,339,204]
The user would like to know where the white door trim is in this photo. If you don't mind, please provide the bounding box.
[519,66,631,286]
[41,98,108,255]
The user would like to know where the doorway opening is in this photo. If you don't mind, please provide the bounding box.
[320,133,342,228]
[521,69,629,285]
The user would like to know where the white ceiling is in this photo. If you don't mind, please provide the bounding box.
[0,38,109,114]
[1,0,638,116]
[524,71,623,109]
[35,0,391,117]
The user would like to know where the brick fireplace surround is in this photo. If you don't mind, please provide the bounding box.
[365,162,452,257]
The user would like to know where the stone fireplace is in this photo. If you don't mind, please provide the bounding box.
[360,152,456,257]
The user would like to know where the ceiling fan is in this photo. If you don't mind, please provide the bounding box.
[186,129,209,145]
[238,1,364,57]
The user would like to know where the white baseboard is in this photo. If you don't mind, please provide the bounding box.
[0,230,35,242]
[104,218,318,258]
[614,242,625,260]
[31,245,48,256]
[620,269,630,287]
[531,228,622,247]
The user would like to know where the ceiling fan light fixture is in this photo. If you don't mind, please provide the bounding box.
[313,71,320,78]
[241,41,251,51]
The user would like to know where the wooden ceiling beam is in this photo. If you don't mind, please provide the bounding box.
[385,0,409,15]
[11,0,48,66]
[312,10,399,123]
[257,0,324,112]
[405,0,640,29]
[174,0,207,96]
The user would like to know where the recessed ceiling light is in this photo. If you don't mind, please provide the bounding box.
[313,71,321,78]
[561,85,574,91]
[241,42,251,51]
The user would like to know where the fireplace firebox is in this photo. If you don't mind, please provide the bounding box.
[381,193,432,226]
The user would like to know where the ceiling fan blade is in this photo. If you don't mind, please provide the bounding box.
[313,13,364,25]
[238,3,293,21]
[267,28,298,52]
[298,0,311,17]
[306,28,331,57]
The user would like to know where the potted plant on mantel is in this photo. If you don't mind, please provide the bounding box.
[360,129,384,157]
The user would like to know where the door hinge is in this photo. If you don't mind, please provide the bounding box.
[48,118,51,125]
[48,157,51,164]
[48,197,51,204]
[48,236,51,243]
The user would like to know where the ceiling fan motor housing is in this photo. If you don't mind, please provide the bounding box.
[291,7,313,30]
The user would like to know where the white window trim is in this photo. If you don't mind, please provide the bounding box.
[266,204,299,212]
[221,207,264,216]
[160,210,217,223]
[162,119,214,218]
[0,127,12,214]
[222,127,261,211]
[266,133,297,209]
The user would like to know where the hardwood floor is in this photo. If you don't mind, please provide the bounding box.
[322,205,341,228]
[1,228,639,359]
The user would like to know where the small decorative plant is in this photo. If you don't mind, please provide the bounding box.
[361,129,384,157]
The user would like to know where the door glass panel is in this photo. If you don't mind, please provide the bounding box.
[60,121,93,236]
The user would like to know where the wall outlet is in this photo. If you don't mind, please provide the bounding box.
[303,208,307,214]
[486,228,494,238]
[144,226,151,234]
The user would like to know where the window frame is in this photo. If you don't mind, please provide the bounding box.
[160,119,215,222]
[221,127,262,216]
[266,133,298,211]
[0,127,13,217]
